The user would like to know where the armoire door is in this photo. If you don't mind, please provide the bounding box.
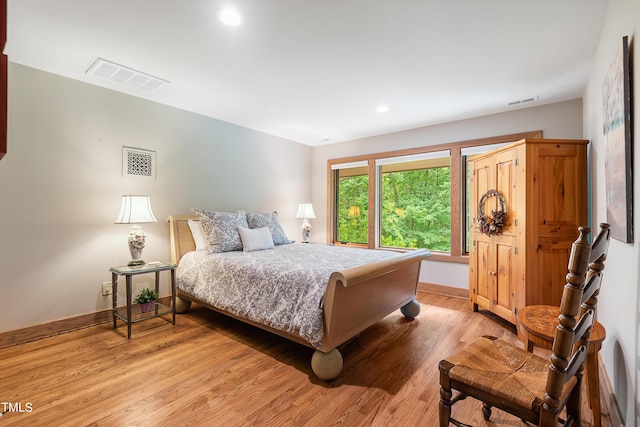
[469,148,517,322]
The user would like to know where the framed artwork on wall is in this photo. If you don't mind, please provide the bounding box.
[603,35,633,243]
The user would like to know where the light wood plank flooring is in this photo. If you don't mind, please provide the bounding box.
[0,292,612,426]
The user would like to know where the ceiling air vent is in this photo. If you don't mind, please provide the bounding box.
[507,96,539,106]
[86,58,169,93]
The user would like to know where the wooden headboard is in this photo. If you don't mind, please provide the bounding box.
[168,215,198,264]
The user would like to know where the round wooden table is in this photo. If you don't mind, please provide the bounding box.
[517,305,606,427]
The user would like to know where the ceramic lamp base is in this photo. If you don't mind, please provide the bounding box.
[301,219,312,243]
[127,226,146,267]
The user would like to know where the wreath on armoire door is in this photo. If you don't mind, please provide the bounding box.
[477,189,507,236]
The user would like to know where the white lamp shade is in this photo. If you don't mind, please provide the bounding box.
[296,203,316,219]
[115,195,157,224]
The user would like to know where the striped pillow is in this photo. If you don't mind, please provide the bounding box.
[237,226,275,252]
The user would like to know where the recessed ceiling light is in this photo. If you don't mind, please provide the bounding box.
[376,104,389,113]
[219,7,243,26]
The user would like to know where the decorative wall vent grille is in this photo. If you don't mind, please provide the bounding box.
[123,147,156,179]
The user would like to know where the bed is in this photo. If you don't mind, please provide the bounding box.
[168,214,430,380]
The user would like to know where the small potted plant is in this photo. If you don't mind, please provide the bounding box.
[134,288,158,313]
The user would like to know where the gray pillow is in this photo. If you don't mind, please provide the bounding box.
[246,211,291,245]
[192,208,249,253]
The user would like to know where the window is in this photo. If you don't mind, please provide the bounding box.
[333,162,369,244]
[328,131,542,262]
[377,151,451,251]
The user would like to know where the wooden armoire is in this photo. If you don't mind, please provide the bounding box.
[468,138,588,324]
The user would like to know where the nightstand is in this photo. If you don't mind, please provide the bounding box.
[109,262,177,338]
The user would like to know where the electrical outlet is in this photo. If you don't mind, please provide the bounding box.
[102,281,112,296]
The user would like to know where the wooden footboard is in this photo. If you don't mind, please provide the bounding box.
[168,214,430,379]
[320,248,428,352]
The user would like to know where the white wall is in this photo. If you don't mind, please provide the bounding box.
[0,63,311,333]
[311,99,584,288]
[582,0,640,424]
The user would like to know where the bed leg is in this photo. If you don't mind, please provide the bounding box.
[400,299,421,318]
[174,296,192,313]
[311,349,343,381]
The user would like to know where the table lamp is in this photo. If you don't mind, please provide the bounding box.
[115,195,157,266]
[296,203,316,243]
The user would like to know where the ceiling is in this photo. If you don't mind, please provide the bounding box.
[6,0,608,146]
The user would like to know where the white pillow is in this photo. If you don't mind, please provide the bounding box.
[237,226,275,252]
[188,219,208,251]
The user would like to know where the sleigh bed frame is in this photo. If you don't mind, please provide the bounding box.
[168,214,430,380]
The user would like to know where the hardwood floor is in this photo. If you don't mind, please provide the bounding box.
[0,292,612,426]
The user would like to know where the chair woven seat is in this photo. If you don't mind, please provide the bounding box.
[444,336,576,410]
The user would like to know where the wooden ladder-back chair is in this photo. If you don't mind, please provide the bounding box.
[439,225,607,426]
[516,223,610,426]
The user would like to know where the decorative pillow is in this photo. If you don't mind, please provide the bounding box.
[246,211,291,245]
[187,219,208,251]
[192,209,249,253]
[237,226,275,252]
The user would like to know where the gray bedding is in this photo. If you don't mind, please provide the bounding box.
[176,243,398,348]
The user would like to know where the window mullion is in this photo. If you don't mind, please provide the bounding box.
[374,162,383,249]
[367,158,376,249]
[449,149,462,257]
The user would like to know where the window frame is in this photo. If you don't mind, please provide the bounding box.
[327,130,542,263]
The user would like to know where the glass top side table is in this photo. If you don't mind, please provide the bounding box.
[109,262,177,338]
